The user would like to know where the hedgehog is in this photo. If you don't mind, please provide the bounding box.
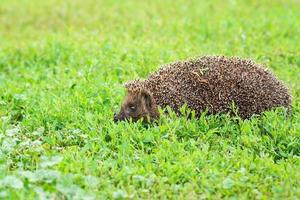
[114,56,291,122]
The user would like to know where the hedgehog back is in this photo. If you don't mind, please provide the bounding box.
[139,56,291,118]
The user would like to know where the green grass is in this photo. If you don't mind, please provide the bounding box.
[0,0,300,199]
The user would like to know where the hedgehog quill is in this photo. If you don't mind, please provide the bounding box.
[114,56,291,122]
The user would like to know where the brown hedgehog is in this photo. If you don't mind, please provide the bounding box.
[114,56,291,122]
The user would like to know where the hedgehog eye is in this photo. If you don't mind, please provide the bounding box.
[129,106,136,111]
[127,104,136,112]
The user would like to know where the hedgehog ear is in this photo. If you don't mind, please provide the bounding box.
[140,89,153,109]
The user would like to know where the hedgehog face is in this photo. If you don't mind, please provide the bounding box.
[114,89,159,122]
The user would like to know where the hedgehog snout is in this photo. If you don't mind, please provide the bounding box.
[113,113,118,122]
[114,112,124,122]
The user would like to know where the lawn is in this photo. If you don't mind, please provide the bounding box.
[0,0,300,199]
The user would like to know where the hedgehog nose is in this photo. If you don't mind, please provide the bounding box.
[113,114,118,122]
